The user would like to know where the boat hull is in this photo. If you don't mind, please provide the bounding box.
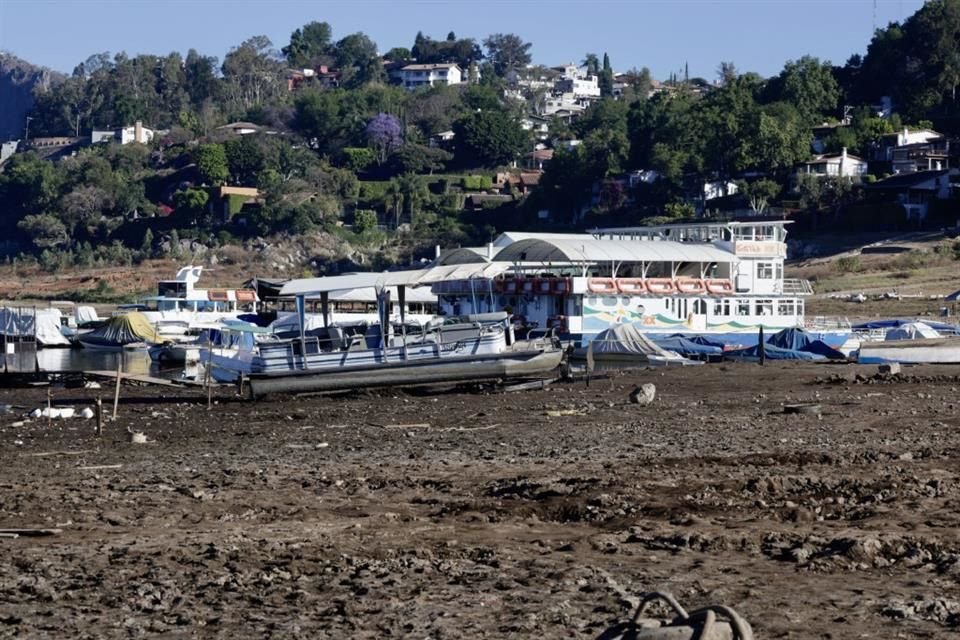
[858,338,960,364]
[247,347,563,398]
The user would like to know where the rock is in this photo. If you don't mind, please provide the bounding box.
[629,384,656,405]
[879,363,901,375]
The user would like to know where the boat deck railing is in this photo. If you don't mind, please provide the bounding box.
[782,278,814,295]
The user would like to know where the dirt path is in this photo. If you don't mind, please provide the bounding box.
[1,362,958,637]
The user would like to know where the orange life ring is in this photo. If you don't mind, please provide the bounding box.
[704,278,734,295]
[587,278,618,294]
[645,278,676,295]
[616,278,648,295]
[675,278,706,295]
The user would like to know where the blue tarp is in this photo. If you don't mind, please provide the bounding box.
[649,335,724,358]
[725,343,826,362]
[766,327,846,359]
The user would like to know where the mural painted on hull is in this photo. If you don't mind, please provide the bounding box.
[582,297,791,334]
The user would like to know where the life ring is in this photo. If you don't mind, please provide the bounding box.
[704,278,734,295]
[675,278,706,295]
[553,278,571,294]
[587,278,618,294]
[616,278,647,295]
[645,278,676,295]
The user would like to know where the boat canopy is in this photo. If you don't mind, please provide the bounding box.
[491,236,735,264]
[280,263,512,298]
[84,312,162,345]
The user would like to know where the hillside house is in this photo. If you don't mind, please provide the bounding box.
[872,128,943,162]
[891,138,949,174]
[811,122,851,154]
[287,66,340,91]
[209,186,261,222]
[91,120,153,145]
[523,148,554,171]
[392,63,463,91]
[216,122,260,136]
[864,168,958,221]
[802,148,868,178]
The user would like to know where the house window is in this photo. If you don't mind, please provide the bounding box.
[714,299,731,316]
[736,299,751,316]
[756,263,774,279]
[756,299,774,316]
[777,300,796,316]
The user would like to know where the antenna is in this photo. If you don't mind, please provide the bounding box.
[873,0,877,32]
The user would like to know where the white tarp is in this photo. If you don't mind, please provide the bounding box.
[0,307,70,346]
[885,322,941,341]
[74,306,100,324]
[590,323,676,357]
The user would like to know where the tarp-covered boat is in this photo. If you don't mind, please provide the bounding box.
[724,343,826,362]
[574,323,695,366]
[78,312,163,351]
[0,308,71,347]
[649,334,725,360]
[766,327,847,360]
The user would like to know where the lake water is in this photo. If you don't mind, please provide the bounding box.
[1,346,192,380]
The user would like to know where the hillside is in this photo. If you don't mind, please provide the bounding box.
[0,53,63,141]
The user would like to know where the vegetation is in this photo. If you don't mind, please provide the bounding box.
[4,1,960,270]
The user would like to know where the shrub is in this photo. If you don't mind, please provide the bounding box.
[835,255,861,273]
[462,175,493,191]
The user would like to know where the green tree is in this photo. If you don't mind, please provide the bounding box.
[283,21,333,67]
[195,144,229,185]
[764,55,840,123]
[17,214,69,248]
[599,52,614,98]
[353,209,379,234]
[482,33,533,76]
[735,178,780,214]
[224,136,265,186]
[453,110,528,168]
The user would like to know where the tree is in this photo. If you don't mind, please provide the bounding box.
[388,144,452,175]
[622,67,653,100]
[224,136,265,186]
[764,55,840,123]
[599,52,614,97]
[717,61,738,85]
[334,32,381,87]
[482,33,533,76]
[353,208,379,234]
[452,110,528,168]
[172,187,210,225]
[17,214,69,248]
[195,144,229,185]
[222,36,285,112]
[283,21,333,67]
[736,178,780,214]
[365,112,403,165]
[383,47,411,62]
[583,53,599,76]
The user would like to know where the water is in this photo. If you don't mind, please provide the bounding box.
[1,346,190,380]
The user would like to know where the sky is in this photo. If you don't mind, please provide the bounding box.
[0,0,925,81]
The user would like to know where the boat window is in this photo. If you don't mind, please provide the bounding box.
[713,299,730,316]
[756,262,774,279]
[775,262,783,280]
[620,296,631,306]
[777,300,796,316]
[736,299,751,316]
[693,299,707,315]
[756,299,774,316]
[601,296,618,306]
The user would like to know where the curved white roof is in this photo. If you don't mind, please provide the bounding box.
[493,236,735,264]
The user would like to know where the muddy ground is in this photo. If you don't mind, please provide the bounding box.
[0,362,959,638]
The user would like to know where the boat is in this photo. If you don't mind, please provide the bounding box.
[571,323,700,366]
[202,312,563,398]
[78,312,163,351]
[857,322,960,364]
[0,307,72,348]
[427,221,849,350]
[134,266,259,340]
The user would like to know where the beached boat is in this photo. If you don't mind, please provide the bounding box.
[571,323,700,366]
[429,221,849,350]
[857,322,960,364]
[202,313,563,397]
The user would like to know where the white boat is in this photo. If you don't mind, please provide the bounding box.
[202,313,563,397]
[134,266,259,340]
[857,322,960,364]
[429,221,849,350]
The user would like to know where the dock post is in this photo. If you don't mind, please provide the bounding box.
[95,396,103,436]
[758,326,765,366]
[112,358,122,420]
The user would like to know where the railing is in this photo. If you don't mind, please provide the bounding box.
[781,278,814,295]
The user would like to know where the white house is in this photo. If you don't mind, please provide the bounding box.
[873,127,944,162]
[802,148,868,178]
[865,168,958,221]
[393,63,463,91]
[554,75,600,98]
[91,120,154,145]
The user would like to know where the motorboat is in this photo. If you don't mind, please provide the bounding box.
[78,312,163,351]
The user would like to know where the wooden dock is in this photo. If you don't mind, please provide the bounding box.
[84,370,214,388]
